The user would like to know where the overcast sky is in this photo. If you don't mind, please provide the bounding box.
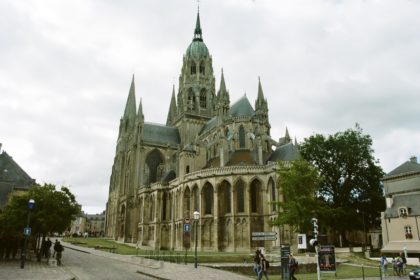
[1,0,420,214]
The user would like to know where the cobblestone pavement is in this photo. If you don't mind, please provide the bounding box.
[0,259,74,280]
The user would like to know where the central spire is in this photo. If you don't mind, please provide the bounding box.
[193,10,203,42]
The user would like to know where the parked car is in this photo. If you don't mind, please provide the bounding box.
[409,266,420,280]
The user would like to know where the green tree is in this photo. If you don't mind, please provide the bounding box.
[0,183,81,236]
[274,158,322,233]
[300,124,385,243]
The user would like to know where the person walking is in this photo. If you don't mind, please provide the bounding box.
[380,253,388,277]
[400,252,407,275]
[253,249,261,278]
[52,239,59,258]
[289,254,298,280]
[55,241,64,266]
[257,254,269,280]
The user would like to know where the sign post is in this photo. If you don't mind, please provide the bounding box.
[281,244,290,280]
[251,232,278,241]
[183,217,191,264]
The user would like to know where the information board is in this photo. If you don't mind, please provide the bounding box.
[318,245,336,273]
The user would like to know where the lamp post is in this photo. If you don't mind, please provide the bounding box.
[21,198,35,269]
[193,211,200,269]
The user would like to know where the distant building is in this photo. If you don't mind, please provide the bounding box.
[85,211,106,237]
[70,211,106,237]
[0,144,36,209]
[105,10,299,252]
[381,156,420,256]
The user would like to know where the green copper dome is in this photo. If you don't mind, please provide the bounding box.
[186,41,209,58]
[185,11,209,59]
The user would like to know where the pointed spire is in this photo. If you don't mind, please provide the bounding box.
[193,9,203,42]
[285,127,291,142]
[294,136,298,146]
[137,98,144,123]
[218,69,227,96]
[166,85,177,126]
[124,75,137,121]
[257,76,264,100]
[255,76,268,112]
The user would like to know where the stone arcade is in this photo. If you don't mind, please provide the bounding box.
[105,11,299,252]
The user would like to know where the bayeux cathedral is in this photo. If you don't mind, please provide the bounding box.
[105,10,299,252]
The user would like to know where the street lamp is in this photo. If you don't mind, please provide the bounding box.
[193,211,200,269]
[21,198,35,269]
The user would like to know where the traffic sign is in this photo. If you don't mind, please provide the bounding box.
[23,227,31,236]
[251,236,277,241]
[183,223,191,233]
[252,232,277,237]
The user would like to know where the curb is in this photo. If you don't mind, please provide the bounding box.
[62,245,90,254]
[136,270,170,280]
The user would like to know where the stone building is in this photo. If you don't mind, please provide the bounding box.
[0,144,35,209]
[105,11,299,252]
[381,156,420,257]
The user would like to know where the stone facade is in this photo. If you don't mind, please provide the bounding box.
[381,156,420,256]
[105,11,299,252]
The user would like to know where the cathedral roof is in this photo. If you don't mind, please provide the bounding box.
[384,157,420,179]
[229,95,255,117]
[199,116,217,135]
[142,123,180,146]
[268,142,299,162]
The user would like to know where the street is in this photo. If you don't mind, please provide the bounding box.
[62,247,154,280]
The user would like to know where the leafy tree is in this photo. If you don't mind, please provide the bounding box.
[299,124,385,243]
[274,158,323,233]
[0,183,81,236]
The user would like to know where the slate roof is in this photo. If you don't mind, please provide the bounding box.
[0,151,35,208]
[229,95,255,117]
[384,193,420,217]
[268,142,299,162]
[385,158,420,178]
[143,123,180,146]
[200,96,255,135]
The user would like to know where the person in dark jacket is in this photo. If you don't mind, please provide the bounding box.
[55,241,64,266]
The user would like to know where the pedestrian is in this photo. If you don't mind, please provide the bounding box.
[380,253,388,277]
[253,249,261,277]
[258,254,269,280]
[391,257,397,276]
[45,238,52,261]
[53,239,59,257]
[55,241,64,266]
[400,252,407,275]
[395,255,403,276]
[289,254,298,280]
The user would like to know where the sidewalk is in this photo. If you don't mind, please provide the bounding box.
[61,240,252,280]
[0,259,75,280]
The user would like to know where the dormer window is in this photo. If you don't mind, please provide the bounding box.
[399,207,408,217]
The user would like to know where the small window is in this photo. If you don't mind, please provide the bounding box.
[405,226,413,239]
[186,165,190,174]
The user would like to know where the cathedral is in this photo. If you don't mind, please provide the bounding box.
[105,10,299,252]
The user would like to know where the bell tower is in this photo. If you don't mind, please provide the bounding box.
[172,10,216,145]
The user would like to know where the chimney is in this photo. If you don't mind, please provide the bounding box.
[410,156,417,163]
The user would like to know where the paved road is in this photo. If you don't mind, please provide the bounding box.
[62,247,154,280]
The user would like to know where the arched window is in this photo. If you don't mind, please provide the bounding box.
[239,126,245,148]
[203,183,214,215]
[200,89,207,108]
[269,179,276,212]
[145,149,164,184]
[236,180,245,213]
[199,61,205,74]
[162,192,168,221]
[250,179,261,213]
[191,62,196,75]
[186,165,190,174]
